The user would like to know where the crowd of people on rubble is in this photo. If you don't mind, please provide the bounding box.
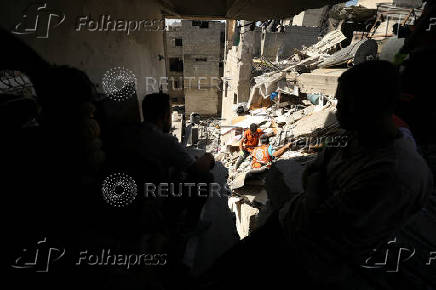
[2,1,436,289]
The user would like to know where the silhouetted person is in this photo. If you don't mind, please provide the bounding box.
[138,93,214,177]
[396,48,436,185]
[280,60,433,288]
[123,93,215,280]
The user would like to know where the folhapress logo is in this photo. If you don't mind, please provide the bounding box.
[427,17,436,32]
[101,172,138,207]
[361,237,436,272]
[11,237,65,272]
[11,2,65,39]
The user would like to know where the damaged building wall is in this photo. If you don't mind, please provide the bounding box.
[296,68,346,97]
[357,0,393,9]
[221,21,257,125]
[165,24,185,105]
[357,0,424,9]
[0,0,167,122]
[261,26,321,60]
[393,0,423,8]
[292,6,329,27]
[251,27,263,58]
[179,20,225,116]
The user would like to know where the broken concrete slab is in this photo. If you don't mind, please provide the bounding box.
[296,68,346,97]
[319,38,378,67]
[304,29,347,57]
[290,104,337,137]
[171,111,184,142]
[228,197,260,239]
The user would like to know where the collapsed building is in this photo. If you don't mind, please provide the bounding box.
[171,0,427,239]
[2,0,435,287]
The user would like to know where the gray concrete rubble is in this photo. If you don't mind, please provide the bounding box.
[170,0,426,241]
[213,96,339,239]
[173,97,339,240]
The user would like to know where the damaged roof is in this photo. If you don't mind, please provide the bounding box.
[158,0,343,20]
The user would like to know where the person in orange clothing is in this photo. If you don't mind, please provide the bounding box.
[235,123,264,169]
[251,135,292,169]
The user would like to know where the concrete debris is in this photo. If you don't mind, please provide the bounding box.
[228,196,260,239]
[171,111,184,142]
[289,103,337,137]
[303,29,347,57]
[233,102,249,114]
[319,39,378,68]
[201,1,424,240]
[181,117,222,153]
[214,89,338,238]
[296,68,346,97]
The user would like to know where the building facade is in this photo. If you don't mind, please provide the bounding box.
[165,20,225,116]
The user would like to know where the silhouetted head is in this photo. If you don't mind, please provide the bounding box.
[335,60,399,131]
[37,65,97,131]
[0,27,49,75]
[0,94,37,131]
[142,93,171,133]
[250,123,258,134]
[260,135,269,145]
[397,48,436,143]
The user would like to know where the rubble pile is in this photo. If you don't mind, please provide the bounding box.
[180,116,222,153]
[174,1,426,240]
[198,118,221,153]
[251,2,423,97]
[218,1,425,239]
[219,98,338,185]
[217,101,339,238]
